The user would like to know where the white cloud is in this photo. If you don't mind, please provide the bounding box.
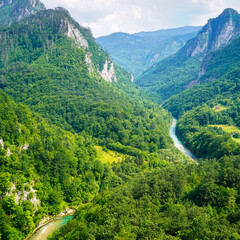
[41,0,240,37]
[192,0,224,11]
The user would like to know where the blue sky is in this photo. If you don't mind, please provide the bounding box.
[41,0,240,37]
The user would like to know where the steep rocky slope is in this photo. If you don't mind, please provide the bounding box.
[0,0,45,27]
[136,8,240,99]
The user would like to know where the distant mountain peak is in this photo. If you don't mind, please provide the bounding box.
[221,8,239,16]
[55,6,70,15]
[186,8,240,57]
[0,0,46,27]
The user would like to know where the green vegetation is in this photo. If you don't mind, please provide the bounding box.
[94,146,125,164]
[176,105,240,159]
[214,104,229,112]
[136,50,202,99]
[0,90,123,239]
[209,125,240,143]
[3,2,240,240]
[0,88,185,240]
[96,27,201,78]
[0,6,187,240]
[164,68,240,117]
[50,156,240,240]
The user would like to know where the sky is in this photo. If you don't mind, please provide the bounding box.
[41,0,240,37]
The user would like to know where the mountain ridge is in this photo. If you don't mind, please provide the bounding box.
[0,0,45,27]
[96,26,202,77]
[136,8,240,99]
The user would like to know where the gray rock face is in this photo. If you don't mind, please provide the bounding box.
[100,60,117,83]
[0,0,46,26]
[186,8,240,57]
[66,20,89,49]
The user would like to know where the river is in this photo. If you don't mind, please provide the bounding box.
[29,215,73,240]
[169,118,198,162]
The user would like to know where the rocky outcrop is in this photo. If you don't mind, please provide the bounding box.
[0,138,4,148]
[6,148,11,157]
[0,0,46,26]
[5,183,40,206]
[19,143,29,153]
[131,74,134,83]
[58,18,89,49]
[85,53,117,82]
[85,54,94,74]
[66,20,89,49]
[100,60,117,82]
[186,8,240,57]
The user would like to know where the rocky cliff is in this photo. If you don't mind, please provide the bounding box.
[0,0,45,26]
[186,8,240,57]
[136,8,240,99]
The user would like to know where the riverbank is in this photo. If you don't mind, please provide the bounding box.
[169,118,198,163]
[25,209,75,240]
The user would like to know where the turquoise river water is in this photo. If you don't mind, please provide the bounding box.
[30,215,73,240]
[169,118,198,161]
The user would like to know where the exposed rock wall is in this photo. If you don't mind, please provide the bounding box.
[186,9,240,57]
[66,20,89,49]
[100,60,117,82]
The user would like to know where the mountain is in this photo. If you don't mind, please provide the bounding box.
[164,38,240,117]
[0,0,45,27]
[0,7,173,156]
[0,3,182,239]
[3,2,240,240]
[136,8,240,99]
[46,7,240,240]
[96,26,202,78]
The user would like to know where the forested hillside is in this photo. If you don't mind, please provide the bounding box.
[0,3,191,240]
[164,67,240,117]
[0,90,116,239]
[51,154,240,239]
[3,0,240,239]
[0,88,189,239]
[0,8,172,156]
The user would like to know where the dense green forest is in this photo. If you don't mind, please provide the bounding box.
[176,105,240,159]
[3,1,240,240]
[136,49,202,99]
[0,90,118,239]
[50,156,240,240]
[0,8,172,155]
[0,5,189,240]
[0,89,189,239]
[164,68,240,117]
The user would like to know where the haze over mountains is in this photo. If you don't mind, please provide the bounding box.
[96,26,202,78]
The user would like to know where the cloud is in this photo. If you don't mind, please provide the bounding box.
[41,0,240,37]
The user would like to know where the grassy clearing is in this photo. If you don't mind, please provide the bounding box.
[210,125,240,143]
[213,104,229,112]
[94,146,125,164]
